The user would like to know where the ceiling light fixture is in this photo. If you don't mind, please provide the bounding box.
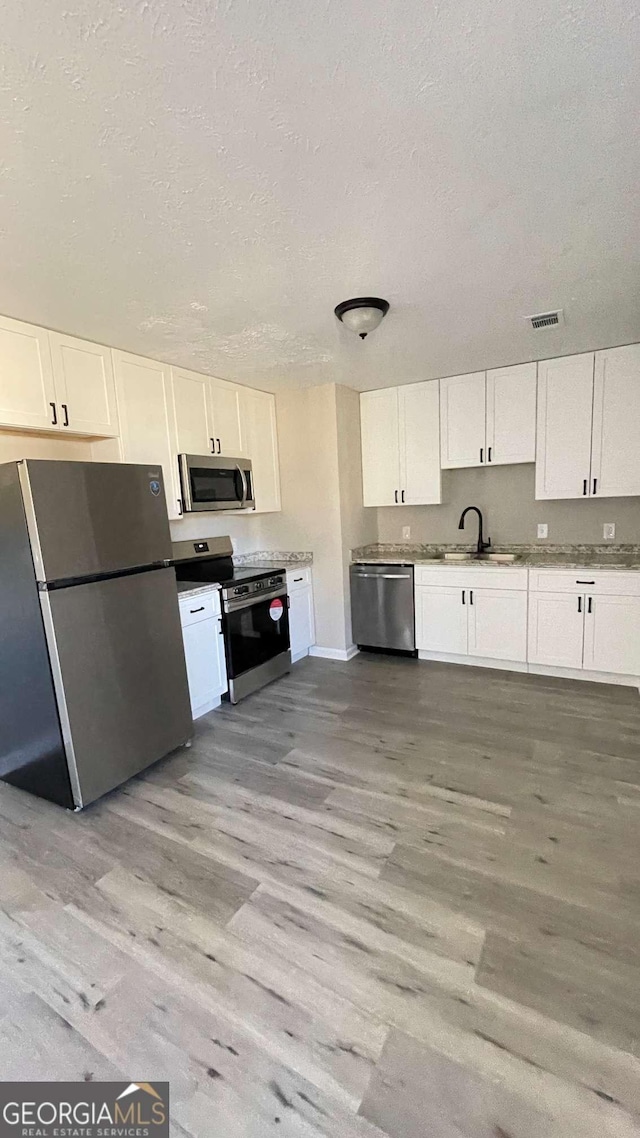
[334,296,390,339]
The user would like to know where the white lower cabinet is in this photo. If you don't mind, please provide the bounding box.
[179,590,227,718]
[416,586,468,655]
[287,567,315,662]
[583,594,640,676]
[415,568,528,664]
[527,592,585,669]
[467,588,528,663]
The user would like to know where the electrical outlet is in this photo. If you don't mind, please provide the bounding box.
[603,523,615,541]
[537,523,548,539]
[402,526,411,540]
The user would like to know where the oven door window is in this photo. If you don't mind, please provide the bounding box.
[225,596,290,677]
[190,466,243,506]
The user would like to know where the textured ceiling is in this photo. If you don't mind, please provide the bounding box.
[0,0,639,391]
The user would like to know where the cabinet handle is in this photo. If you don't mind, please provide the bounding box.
[62,403,69,427]
[50,402,58,425]
[592,478,597,495]
[177,498,183,516]
[462,590,466,605]
[394,489,398,503]
[578,596,582,613]
[401,489,405,503]
[210,438,216,453]
[480,447,484,463]
[583,479,588,496]
[217,438,221,454]
[190,606,205,614]
[587,596,593,614]
[576,580,595,585]
[487,447,492,463]
[293,576,303,582]
[470,590,474,605]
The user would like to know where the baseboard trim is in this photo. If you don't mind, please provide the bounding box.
[309,645,359,662]
[417,651,640,690]
[418,651,528,673]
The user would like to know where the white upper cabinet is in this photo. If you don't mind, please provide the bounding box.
[485,363,536,465]
[240,387,281,513]
[536,354,594,500]
[398,381,441,505]
[440,365,536,469]
[111,350,182,520]
[361,380,441,507]
[439,372,485,468]
[360,387,400,506]
[49,332,119,437]
[210,378,244,457]
[591,345,640,498]
[171,367,214,456]
[0,315,57,431]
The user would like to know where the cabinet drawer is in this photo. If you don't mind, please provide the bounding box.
[286,566,312,591]
[528,569,640,597]
[179,590,220,627]
[414,566,528,591]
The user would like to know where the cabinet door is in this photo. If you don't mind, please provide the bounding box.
[360,388,400,506]
[591,345,640,498]
[467,587,527,663]
[171,367,214,456]
[0,314,56,431]
[49,332,119,438]
[181,616,226,717]
[288,586,315,661]
[486,362,536,465]
[111,350,181,520]
[209,378,244,456]
[241,388,281,513]
[439,372,486,468]
[583,594,640,676]
[527,591,584,668]
[415,585,468,654]
[535,354,594,500]
[398,380,441,504]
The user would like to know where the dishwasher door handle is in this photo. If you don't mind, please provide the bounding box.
[352,572,412,579]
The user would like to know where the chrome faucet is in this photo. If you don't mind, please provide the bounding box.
[458,506,491,557]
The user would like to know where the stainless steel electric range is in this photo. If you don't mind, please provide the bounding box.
[171,536,291,703]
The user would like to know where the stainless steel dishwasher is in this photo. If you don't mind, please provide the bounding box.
[350,563,416,654]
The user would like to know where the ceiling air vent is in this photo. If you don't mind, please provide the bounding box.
[526,309,564,330]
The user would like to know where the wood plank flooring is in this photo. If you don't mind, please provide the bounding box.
[1,654,640,1135]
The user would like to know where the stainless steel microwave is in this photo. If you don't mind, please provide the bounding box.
[178,454,255,512]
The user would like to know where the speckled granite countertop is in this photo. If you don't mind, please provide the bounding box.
[233,551,312,567]
[176,581,222,600]
[351,544,640,571]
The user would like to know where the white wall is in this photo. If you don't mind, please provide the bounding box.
[0,432,92,464]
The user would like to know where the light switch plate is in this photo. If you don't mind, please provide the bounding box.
[603,523,615,541]
[402,526,411,540]
[537,523,548,539]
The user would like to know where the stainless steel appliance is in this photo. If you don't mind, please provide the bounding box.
[172,537,291,702]
[178,453,254,512]
[0,460,192,810]
[350,562,416,653]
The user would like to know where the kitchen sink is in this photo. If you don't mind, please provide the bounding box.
[444,552,518,563]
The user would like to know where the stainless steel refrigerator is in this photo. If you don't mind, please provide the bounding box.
[0,459,192,809]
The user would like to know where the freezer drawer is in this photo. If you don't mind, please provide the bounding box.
[350,563,415,651]
[21,459,172,582]
[41,567,192,807]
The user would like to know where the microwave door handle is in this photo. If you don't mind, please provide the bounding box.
[237,464,248,507]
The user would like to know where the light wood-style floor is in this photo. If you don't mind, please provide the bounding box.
[1,654,640,1136]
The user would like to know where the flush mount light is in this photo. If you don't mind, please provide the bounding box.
[334,296,390,339]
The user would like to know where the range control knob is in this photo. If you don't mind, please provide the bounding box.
[234,585,249,596]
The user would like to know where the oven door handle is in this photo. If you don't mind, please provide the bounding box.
[223,585,288,614]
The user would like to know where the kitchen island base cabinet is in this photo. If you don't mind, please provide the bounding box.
[287,568,315,662]
[179,591,227,719]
